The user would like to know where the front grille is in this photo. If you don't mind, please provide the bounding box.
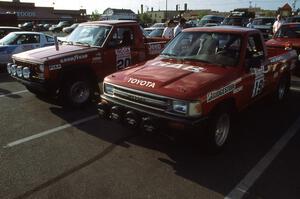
[106,84,171,112]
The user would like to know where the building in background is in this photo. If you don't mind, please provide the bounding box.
[277,3,292,17]
[0,0,87,25]
[101,8,136,20]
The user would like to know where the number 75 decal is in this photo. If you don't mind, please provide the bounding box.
[251,66,266,98]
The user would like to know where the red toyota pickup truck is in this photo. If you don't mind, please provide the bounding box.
[98,26,297,152]
[266,22,300,75]
[7,20,168,106]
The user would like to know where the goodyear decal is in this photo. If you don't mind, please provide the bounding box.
[151,61,204,73]
[207,83,236,103]
[127,78,155,88]
[60,54,88,64]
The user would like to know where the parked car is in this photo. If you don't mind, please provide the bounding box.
[198,15,224,27]
[19,22,34,31]
[62,23,79,34]
[144,23,166,34]
[222,16,248,27]
[43,24,52,31]
[8,20,169,107]
[0,26,21,39]
[286,16,300,23]
[0,32,54,69]
[98,26,297,152]
[49,21,72,32]
[252,17,275,40]
[148,27,165,37]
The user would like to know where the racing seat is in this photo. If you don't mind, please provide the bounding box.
[121,31,132,46]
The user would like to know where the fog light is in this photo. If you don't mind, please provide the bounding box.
[11,64,17,76]
[109,106,123,122]
[97,102,109,118]
[124,111,140,128]
[141,117,158,133]
[7,63,12,74]
[22,67,30,79]
[17,66,23,77]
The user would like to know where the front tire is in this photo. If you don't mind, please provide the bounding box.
[62,78,92,107]
[274,75,290,102]
[206,107,231,153]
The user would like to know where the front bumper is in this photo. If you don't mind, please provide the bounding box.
[100,94,208,130]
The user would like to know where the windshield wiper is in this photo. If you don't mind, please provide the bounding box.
[74,41,90,47]
[161,53,177,57]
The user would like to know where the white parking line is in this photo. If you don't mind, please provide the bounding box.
[0,90,28,98]
[291,87,300,92]
[225,116,300,199]
[3,114,98,148]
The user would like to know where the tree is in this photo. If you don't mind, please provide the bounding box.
[137,13,153,26]
[198,10,210,19]
[90,10,101,21]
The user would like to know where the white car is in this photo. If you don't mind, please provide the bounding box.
[0,32,54,66]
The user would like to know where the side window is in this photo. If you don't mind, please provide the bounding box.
[46,36,54,42]
[18,34,40,44]
[246,34,265,59]
[108,27,134,47]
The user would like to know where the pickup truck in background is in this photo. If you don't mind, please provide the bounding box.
[266,22,300,76]
[7,20,168,107]
[98,26,297,152]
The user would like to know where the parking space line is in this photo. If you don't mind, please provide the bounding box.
[3,114,98,148]
[225,116,300,199]
[0,90,28,98]
[291,87,300,92]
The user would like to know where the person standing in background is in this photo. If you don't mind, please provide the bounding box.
[174,18,186,37]
[273,14,284,33]
[162,20,175,39]
[247,18,253,28]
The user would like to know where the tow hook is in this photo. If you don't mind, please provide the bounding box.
[141,117,159,133]
[109,106,124,122]
[97,102,109,118]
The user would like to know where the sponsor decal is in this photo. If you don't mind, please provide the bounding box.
[127,77,155,88]
[148,44,162,55]
[251,66,265,98]
[92,53,102,64]
[270,50,297,63]
[151,61,204,73]
[49,64,62,71]
[207,83,236,102]
[116,47,131,70]
[60,54,88,64]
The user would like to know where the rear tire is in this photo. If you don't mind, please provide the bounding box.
[274,74,290,102]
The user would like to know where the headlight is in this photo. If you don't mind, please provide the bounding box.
[39,64,44,72]
[22,67,30,79]
[7,63,12,74]
[172,100,188,114]
[104,84,114,95]
[11,64,17,76]
[171,100,202,116]
[17,66,23,77]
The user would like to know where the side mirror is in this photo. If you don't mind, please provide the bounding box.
[246,57,261,69]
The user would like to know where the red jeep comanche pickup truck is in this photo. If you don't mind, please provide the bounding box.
[7,20,168,106]
[98,26,297,151]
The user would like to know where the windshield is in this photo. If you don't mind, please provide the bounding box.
[0,32,18,45]
[149,29,164,37]
[151,23,165,28]
[67,25,112,47]
[223,17,243,25]
[275,25,300,38]
[161,32,241,67]
[253,18,275,26]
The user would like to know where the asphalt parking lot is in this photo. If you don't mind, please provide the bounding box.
[0,72,300,199]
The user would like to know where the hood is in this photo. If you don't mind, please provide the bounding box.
[105,57,238,100]
[12,44,98,63]
[266,37,300,48]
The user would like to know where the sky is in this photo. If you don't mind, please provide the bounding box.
[2,0,297,14]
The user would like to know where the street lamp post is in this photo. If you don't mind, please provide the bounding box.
[165,0,168,20]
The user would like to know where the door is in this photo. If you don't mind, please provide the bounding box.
[103,26,139,76]
[241,33,272,106]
